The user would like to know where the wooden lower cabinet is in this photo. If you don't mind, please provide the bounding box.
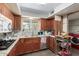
[7,37,40,56]
[46,37,57,53]
[22,38,33,53]
[49,37,55,52]
[32,38,40,51]
[7,39,24,56]
[46,36,50,48]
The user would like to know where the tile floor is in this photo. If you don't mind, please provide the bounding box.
[22,49,56,56]
[71,48,79,56]
[22,48,79,56]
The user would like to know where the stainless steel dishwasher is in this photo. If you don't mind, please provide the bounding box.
[40,36,47,49]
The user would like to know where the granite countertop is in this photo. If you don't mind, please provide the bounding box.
[20,35,55,38]
[0,35,55,56]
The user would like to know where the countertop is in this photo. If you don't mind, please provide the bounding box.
[0,35,55,56]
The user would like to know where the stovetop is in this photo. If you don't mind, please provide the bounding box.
[0,40,15,50]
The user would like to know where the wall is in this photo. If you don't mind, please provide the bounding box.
[69,19,79,34]
[0,34,5,40]
[62,15,68,32]
[21,17,41,36]
[0,33,12,40]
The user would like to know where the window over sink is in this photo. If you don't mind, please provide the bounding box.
[21,17,40,36]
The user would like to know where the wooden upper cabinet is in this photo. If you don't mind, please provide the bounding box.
[53,20,62,35]
[40,18,47,30]
[13,15,21,31]
[0,4,3,13]
[40,18,54,31]
[46,19,53,30]
[0,3,14,20]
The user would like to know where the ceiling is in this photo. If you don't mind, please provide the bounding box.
[55,3,79,16]
[6,3,62,17]
[19,3,61,13]
[5,3,21,15]
[6,3,79,19]
[19,3,61,17]
[68,12,79,20]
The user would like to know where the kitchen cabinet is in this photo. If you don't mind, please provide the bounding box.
[49,37,55,52]
[0,3,14,32]
[46,37,57,53]
[46,36,50,48]
[13,15,21,31]
[0,3,14,20]
[40,18,54,31]
[8,37,40,56]
[32,38,40,51]
[20,37,40,54]
[40,18,47,30]
[21,38,33,53]
[53,20,62,35]
[47,19,54,31]
[7,39,24,56]
[0,4,3,13]
[0,3,15,30]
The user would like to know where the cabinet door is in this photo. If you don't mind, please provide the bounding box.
[50,38,54,51]
[8,38,40,56]
[32,38,40,51]
[7,41,19,56]
[40,19,47,30]
[14,15,21,30]
[47,20,54,30]
[46,36,50,48]
[22,38,33,53]
[7,46,17,56]
[0,4,2,13]
[15,40,24,55]
[2,5,8,17]
[7,40,24,56]
[49,37,57,53]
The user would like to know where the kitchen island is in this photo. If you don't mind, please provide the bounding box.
[0,35,56,56]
